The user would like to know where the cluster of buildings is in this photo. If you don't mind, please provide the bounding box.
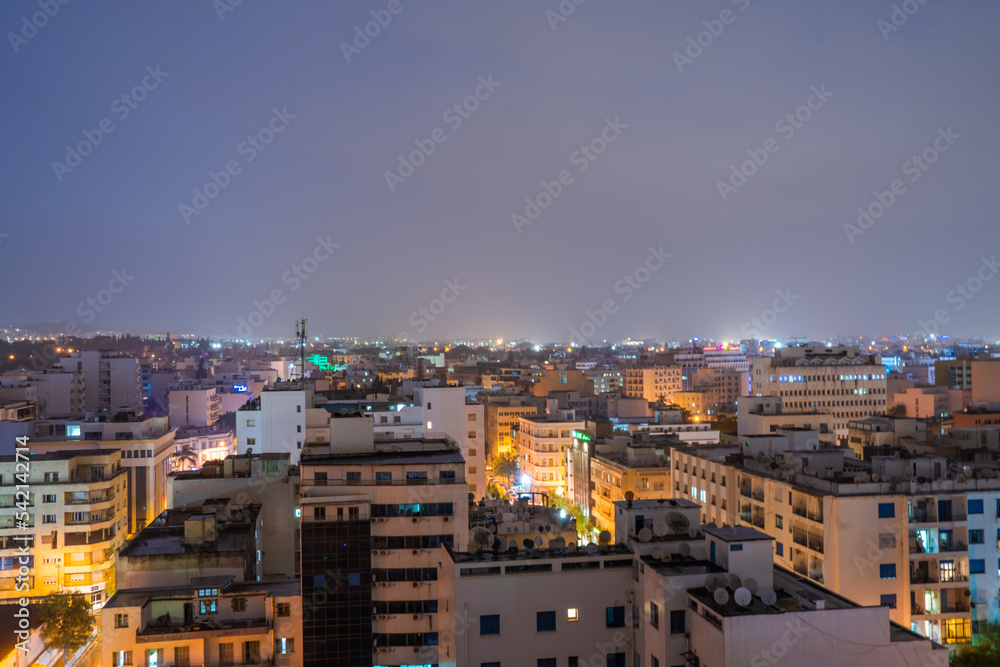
[0,336,998,664]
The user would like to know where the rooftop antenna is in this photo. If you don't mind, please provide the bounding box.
[295,318,307,384]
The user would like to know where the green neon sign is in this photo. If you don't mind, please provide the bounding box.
[306,354,347,372]
[572,431,591,441]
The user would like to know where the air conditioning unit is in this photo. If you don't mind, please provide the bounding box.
[378,517,386,523]
[444,517,451,522]
[371,549,379,555]
[412,582,419,587]
[413,614,419,619]
[371,518,378,523]
[381,550,388,555]
[412,517,418,523]
[412,549,418,554]
[380,614,388,620]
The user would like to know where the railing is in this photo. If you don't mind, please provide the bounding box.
[808,535,824,553]
[751,491,765,502]
[792,506,808,518]
[739,487,752,498]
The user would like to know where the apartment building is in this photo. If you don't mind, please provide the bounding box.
[298,438,469,667]
[676,444,1000,647]
[892,385,965,419]
[485,397,539,460]
[736,395,835,446]
[846,416,930,460]
[168,453,299,579]
[529,367,595,397]
[172,426,233,469]
[440,497,947,667]
[516,408,586,497]
[30,414,174,535]
[237,389,311,464]
[59,350,142,415]
[167,385,222,428]
[624,366,683,404]
[28,367,85,416]
[102,579,301,667]
[750,346,888,437]
[0,449,128,608]
[589,438,672,533]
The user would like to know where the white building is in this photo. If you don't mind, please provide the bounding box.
[236,389,310,464]
[60,350,142,415]
[167,385,221,428]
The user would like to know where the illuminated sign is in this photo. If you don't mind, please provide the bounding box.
[306,354,347,372]
[233,384,248,392]
[572,430,591,441]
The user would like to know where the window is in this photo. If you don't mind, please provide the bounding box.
[43,515,56,524]
[346,472,361,482]
[174,646,190,667]
[567,608,579,621]
[43,494,56,503]
[879,564,896,579]
[114,614,129,628]
[537,610,556,632]
[200,600,218,614]
[406,471,428,484]
[968,499,984,515]
[468,413,476,421]
[669,610,685,634]
[232,597,247,612]
[480,614,500,635]
[606,606,625,627]
[482,663,501,667]
[606,654,625,667]
[538,660,557,667]
[776,542,784,557]
[296,425,302,432]
[296,405,302,413]
[651,657,660,667]
[313,507,325,520]
[427,403,432,410]
[569,659,579,667]
[440,470,456,481]
[276,603,291,617]
[877,502,895,518]
[44,472,59,482]
[376,472,392,484]
[775,515,783,529]
[970,559,985,574]
[246,419,255,427]
[650,602,659,629]
[114,651,132,667]
[277,638,294,654]
[880,594,897,609]
[969,529,984,544]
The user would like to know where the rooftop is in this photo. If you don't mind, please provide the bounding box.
[302,444,464,466]
[703,526,773,542]
[447,543,632,564]
[615,498,700,510]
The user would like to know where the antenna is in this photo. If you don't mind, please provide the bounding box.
[295,318,308,383]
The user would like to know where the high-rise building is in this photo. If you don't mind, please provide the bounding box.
[516,407,586,497]
[59,350,142,415]
[485,396,539,460]
[624,366,683,404]
[750,346,888,438]
[0,449,128,608]
[298,437,469,667]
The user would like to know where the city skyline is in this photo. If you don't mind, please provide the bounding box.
[2,2,998,341]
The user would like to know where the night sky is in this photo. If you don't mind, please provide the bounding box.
[2,1,998,342]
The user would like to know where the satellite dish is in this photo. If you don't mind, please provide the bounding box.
[705,575,721,592]
[727,574,742,590]
[566,543,577,552]
[734,587,752,607]
[679,543,691,557]
[714,588,730,605]
[551,536,566,549]
[706,522,718,529]
[760,588,778,606]
[871,474,880,482]
[598,531,611,547]
[534,535,543,547]
[661,553,672,562]
[523,538,534,550]
[861,474,870,483]
[638,528,653,543]
[624,490,634,502]
[743,577,759,594]
[708,573,727,591]
[853,476,862,484]
[667,512,691,533]
[651,547,662,559]
[653,521,669,537]
[688,528,698,538]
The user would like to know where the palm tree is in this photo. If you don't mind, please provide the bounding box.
[174,444,198,470]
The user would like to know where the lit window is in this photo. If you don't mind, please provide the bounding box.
[567,608,579,621]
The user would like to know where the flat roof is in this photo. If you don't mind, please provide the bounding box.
[641,556,725,577]
[104,580,300,609]
[302,447,464,466]
[448,543,631,564]
[614,498,700,510]
[703,526,773,542]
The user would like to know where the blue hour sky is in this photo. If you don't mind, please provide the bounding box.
[1,0,998,342]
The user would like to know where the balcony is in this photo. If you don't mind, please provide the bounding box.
[137,618,272,642]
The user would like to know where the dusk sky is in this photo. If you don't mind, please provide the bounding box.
[2,1,998,342]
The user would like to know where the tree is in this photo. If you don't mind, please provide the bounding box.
[714,414,738,434]
[493,452,519,489]
[887,404,906,416]
[952,621,1000,666]
[38,594,94,655]
[174,444,198,470]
